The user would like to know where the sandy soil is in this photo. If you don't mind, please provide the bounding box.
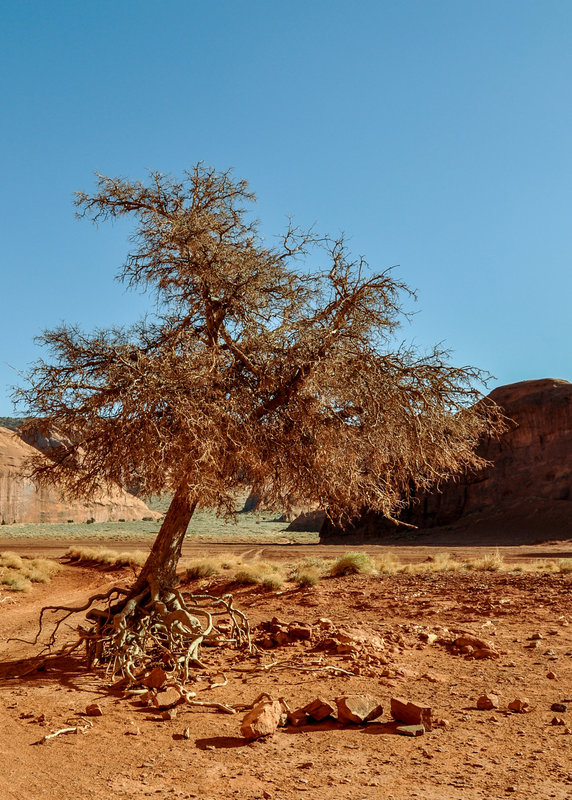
[1,542,571,800]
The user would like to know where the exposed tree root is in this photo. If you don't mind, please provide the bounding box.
[233,657,358,678]
[32,580,254,697]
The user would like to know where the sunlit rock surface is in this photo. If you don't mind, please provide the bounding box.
[0,425,160,524]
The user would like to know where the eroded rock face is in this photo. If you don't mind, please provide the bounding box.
[407,378,572,527]
[0,426,160,524]
[321,379,572,539]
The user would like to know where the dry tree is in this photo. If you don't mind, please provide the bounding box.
[15,164,504,686]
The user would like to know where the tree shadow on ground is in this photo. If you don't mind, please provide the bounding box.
[359,720,413,735]
[283,718,403,736]
[194,735,248,749]
[0,651,100,694]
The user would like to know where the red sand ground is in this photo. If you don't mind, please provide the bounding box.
[1,539,571,800]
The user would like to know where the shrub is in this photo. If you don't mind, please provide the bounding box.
[427,552,463,572]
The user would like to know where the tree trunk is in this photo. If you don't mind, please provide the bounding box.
[133,483,197,594]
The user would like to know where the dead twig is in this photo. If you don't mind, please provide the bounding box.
[34,719,93,745]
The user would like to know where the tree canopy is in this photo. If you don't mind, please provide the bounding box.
[15,164,504,683]
[18,165,501,525]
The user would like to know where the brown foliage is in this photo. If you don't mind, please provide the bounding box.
[17,164,503,530]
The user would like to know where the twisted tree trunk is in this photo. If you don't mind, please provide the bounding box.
[133,483,197,595]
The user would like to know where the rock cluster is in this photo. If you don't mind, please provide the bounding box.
[241,694,385,740]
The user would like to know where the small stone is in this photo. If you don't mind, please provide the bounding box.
[477,694,499,710]
[155,688,182,709]
[336,695,383,724]
[125,726,141,736]
[301,698,335,722]
[142,666,168,689]
[263,792,272,799]
[551,703,567,712]
[506,786,517,793]
[546,671,557,680]
[85,703,103,717]
[183,727,191,739]
[396,724,425,736]
[318,618,333,629]
[508,698,531,713]
[241,700,283,740]
[551,717,565,726]
[531,633,543,640]
[455,634,495,651]
[161,709,177,720]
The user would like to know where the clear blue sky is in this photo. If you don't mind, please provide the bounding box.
[2,1,571,416]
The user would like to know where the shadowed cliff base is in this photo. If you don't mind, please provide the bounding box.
[320,379,572,546]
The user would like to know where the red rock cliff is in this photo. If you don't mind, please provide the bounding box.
[0,426,160,524]
[321,378,572,539]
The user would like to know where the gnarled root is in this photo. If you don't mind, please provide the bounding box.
[35,580,253,689]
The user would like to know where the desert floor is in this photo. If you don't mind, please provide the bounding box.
[0,521,571,800]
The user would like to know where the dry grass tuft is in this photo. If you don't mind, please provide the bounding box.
[466,550,505,572]
[179,548,572,591]
[233,561,284,589]
[288,557,328,588]
[183,555,285,589]
[330,551,375,577]
[0,551,61,592]
[374,552,400,574]
[65,547,147,568]
[185,560,220,580]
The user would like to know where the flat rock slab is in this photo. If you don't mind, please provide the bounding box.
[336,695,383,724]
[155,688,182,709]
[397,724,425,737]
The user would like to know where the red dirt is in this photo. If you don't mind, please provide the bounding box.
[1,544,571,799]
